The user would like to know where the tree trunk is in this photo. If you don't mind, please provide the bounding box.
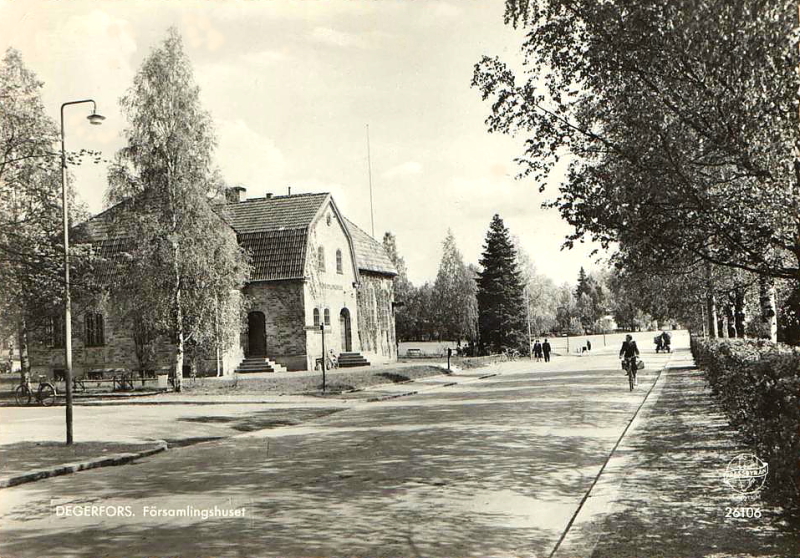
[759,276,778,342]
[172,242,183,393]
[16,316,29,382]
[724,305,736,338]
[734,289,746,338]
[706,292,718,338]
[717,314,727,338]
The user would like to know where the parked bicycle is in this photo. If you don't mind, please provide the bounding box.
[15,375,57,406]
[500,348,521,362]
[315,350,339,371]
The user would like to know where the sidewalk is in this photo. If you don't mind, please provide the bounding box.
[556,348,800,558]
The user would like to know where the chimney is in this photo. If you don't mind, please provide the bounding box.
[265,193,273,199]
[224,186,246,203]
[288,186,292,196]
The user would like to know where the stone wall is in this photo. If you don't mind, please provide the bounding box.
[244,281,307,370]
[28,301,243,379]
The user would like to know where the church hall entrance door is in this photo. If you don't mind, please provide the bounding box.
[247,311,266,357]
[340,308,352,352]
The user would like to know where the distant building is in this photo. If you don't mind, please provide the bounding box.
[28,190,397,377]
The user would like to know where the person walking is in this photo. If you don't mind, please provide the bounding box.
[533,339,542,362]
[542,339,552,362]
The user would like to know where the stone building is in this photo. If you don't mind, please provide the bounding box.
[28,191,397,377]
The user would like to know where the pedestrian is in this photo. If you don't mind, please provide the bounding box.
[586,340,592,352]
[533,339,542,362]
[542,338,551,362]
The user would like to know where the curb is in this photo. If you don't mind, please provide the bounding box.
[0,440,168,489]
[549,353,678,558]
[363,370,501,402]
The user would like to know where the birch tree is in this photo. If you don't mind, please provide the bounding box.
[0,48,92,380]
[107,29,249,391]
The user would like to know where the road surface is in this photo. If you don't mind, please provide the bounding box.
[0,337,679,558]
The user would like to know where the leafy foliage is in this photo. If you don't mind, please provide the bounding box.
[0,48,95,376]
[474,0,800,344]
[433,230,478,342]
[106,30,249,389]
[692,337,800,510]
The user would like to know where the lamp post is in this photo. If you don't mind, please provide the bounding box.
[61,100,104,445]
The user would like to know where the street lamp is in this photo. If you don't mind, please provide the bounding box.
[61,99,104,445]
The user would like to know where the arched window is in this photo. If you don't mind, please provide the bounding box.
[324,308,331,326]
[313,308,320,327]
[85,312,105,347]
[336,249,343,274]
[318,246,326,272]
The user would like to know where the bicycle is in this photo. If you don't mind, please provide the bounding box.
[315,350,339,371]
[622,357,638,391]
[15,375,57,406]
[501,348,520,362]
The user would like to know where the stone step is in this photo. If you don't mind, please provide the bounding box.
[337,352,370,368]
[234,357,287,374]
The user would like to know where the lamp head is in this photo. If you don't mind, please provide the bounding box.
[87,112,105,125]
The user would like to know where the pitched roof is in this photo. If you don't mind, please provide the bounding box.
[75,191,396,283]
[223,193,329,233]
[344,218,397,276]
[238,228,308,281]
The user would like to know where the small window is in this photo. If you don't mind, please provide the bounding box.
[324,308,331,326]
[336,249,343,274]
[318,246,325,272]
[85,312,105,347]
[326,213,332,226]
[49,315,65,348]
[313,308,320,327]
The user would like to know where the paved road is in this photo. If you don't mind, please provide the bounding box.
[0,339,679,558]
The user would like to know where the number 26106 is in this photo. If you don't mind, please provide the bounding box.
[725,507,762,518]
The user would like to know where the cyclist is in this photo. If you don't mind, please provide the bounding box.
[619,334,640,386]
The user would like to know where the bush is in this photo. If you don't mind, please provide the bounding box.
[691,337,800,510]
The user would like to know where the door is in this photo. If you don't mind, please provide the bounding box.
[340,308,352,352]
[247,311,266,356]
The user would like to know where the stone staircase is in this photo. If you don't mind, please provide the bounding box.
[234,356,287,374]
[337,352,370,368]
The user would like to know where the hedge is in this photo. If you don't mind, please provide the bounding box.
[691,337,800,509]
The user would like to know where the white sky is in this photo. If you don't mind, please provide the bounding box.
[0,0,606,286]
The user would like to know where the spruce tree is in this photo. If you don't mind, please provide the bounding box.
[477,215,526,353]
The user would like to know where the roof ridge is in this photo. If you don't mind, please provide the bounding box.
[228,192,329,204]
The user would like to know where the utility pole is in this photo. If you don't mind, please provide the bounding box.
[525,285,533,359]
[320,323,326,393]
[366,124,375,237]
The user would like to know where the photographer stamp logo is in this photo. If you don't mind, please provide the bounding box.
[723,453,768,495]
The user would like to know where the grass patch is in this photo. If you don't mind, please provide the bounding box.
[182,365,445,396]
